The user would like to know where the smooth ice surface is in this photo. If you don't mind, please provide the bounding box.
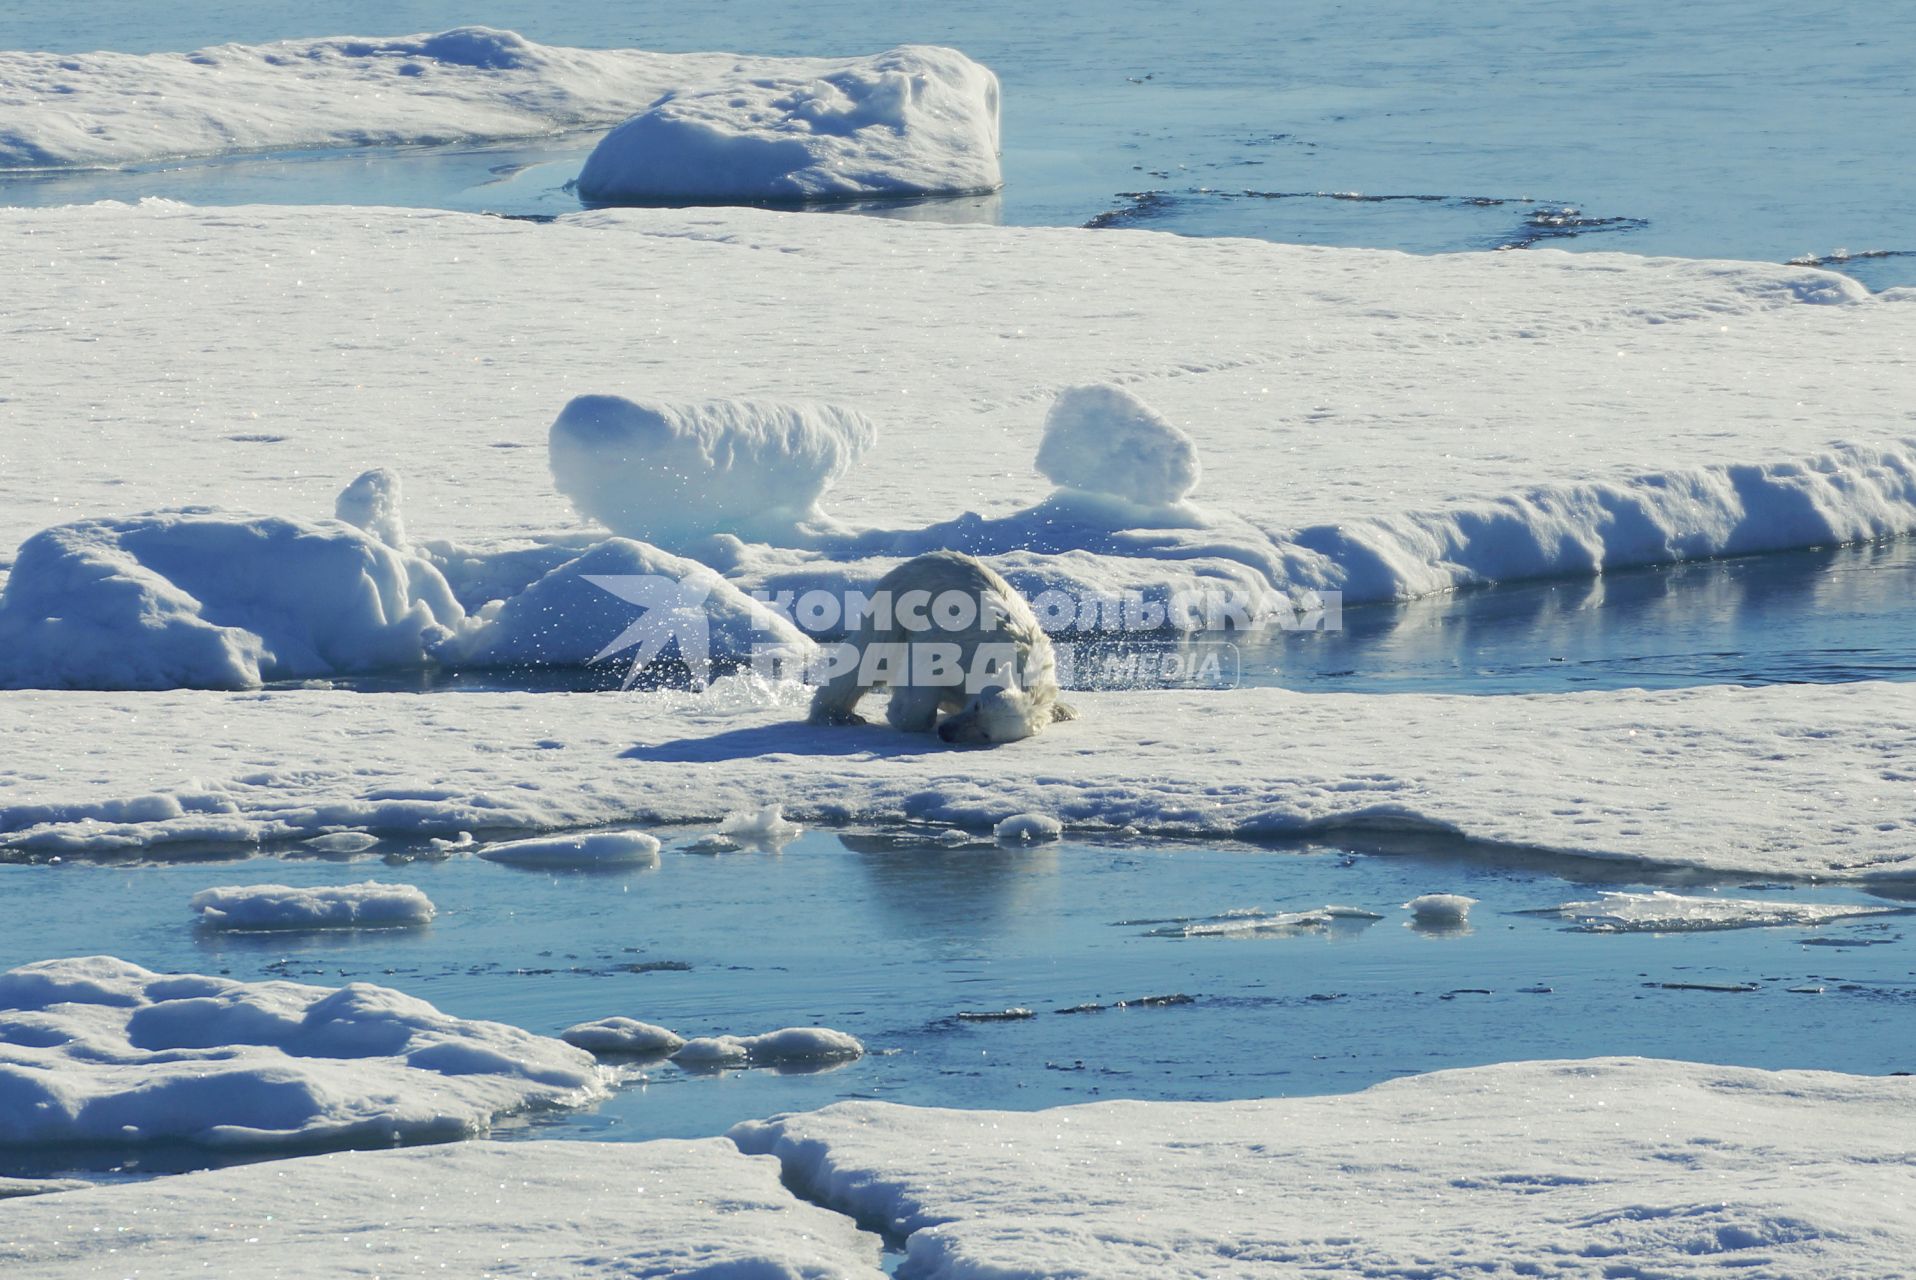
[476,831,662,868]
[0,1137,882,1278]
[575,45,1000,204]
[1555,891,1904,934]
[734,1057,1916,1278]
[0,28,894,171]
[190,881,435,931]
[0,956,605,1149]
[2,679,1912,879]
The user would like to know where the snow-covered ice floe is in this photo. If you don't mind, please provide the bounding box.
[0,1138,881,1278]
[559,1016,686,1057]
[0,26,993,183]
[189,881,435,931]
[575,45,1001,204]
[1404,892,1478,928]
[476,830,662,868]
[0,957,606,1149]
[733,1057,1916,1278]
[2,679,1914,880]
[2,204,1915,687]
[1554,890,1904,933]
[672,1026,865,1068]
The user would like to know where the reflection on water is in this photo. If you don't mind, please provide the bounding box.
[1112,537,1916,695]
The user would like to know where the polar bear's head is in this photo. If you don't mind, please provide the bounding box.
[937,687,1051,745]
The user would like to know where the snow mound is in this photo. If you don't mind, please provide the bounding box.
[0,510,463,690]
[995,813,1063,844]
[559,1017,685,1056]
[718,804,804,851]
[0,1138,880,1278]
[0,956,606,1149]
[1404,893,1477,926]
[190,881,435,931]
[442,537,812,672]
[735,1058,1916,1278]
[0,29,797,170]
[575,45,1000,204]
[548,394,878,546]
[1036,384,1201,509]
[333,468,406,548]
[477,830,662,868]
[674,1027,864,1067]
[1556,890,1901,933]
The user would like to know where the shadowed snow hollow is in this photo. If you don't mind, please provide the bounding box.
[548,394,877,546]
[575,46,1001,204]
[0,957,606,1149]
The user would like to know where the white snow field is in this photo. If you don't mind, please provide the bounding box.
[574,45,1001,204]
[0,26,991,182]
[0,677,1911,880]
[0,956,606,1149]
[735,1057,1916,1279]
[0,1138,883,1279]
[189,880,436,931]
[1,202,1913,627]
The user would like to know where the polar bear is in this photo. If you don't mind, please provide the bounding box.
[808,551,1077,744]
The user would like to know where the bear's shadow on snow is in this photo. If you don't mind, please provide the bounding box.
[621,721,951,763]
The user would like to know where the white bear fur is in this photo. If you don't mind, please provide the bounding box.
[808,551,1076,744]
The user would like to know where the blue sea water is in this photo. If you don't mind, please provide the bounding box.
[2,829,1908,1176]
[2,1,1913,285]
